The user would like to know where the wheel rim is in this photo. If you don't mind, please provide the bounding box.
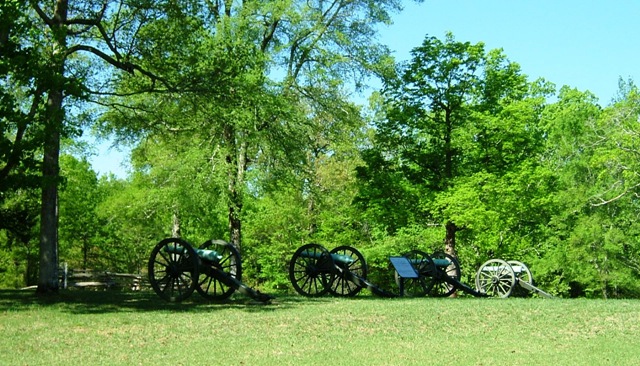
[475,259,515,298]
[148,238,198,302]
[289,243,335,296]
[396,250,435,297]
[196,240,241,301]
[507,260,533,297]
[507,260,533,284]
[329,246,366,297]
[429,251,461,297]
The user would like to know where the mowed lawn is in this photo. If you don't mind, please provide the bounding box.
[1,290,638,365]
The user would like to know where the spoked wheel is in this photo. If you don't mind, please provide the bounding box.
[329,246,367,297]
[429,251,461,297]
[289,243,335,296]
[395,250,435,297]
[507,260,533,297]
[148,238,199,302]
[196,240,242,301]
[475,259,516,298]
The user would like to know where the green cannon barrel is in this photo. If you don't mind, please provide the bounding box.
[408,258,451,267]
[164,243,222,263]
[300,250,355,265]
[432,258,451,267]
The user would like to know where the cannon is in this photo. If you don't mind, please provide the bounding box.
[393,250,486,297]
[475,259,554,298]
[288,243,396,297]
[148,238,273,303]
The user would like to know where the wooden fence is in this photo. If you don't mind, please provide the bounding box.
[59,263,145,291]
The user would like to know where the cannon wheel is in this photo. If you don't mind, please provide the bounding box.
[507,260,533,297]
[148,238,199,302]
[289,243,335,297]
[475,259,516,298]
[429,251,461,297]
[329,246,366,297]
[507,260,533,285]
[396,250,436,297]
[196,240,242,301]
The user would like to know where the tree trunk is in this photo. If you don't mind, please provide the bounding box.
[444,221,459,297]
[306,150,318,236]
[36,0,67,295]
[37,93,62,294]
[172,210,181,238]
[307,196,317,236]
[444,221,458,258]
[224,124,246,252]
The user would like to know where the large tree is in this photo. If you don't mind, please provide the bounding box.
[100,0,408,251]
[357,33,551,260]
[3,0,174,294]
[540,82,640,297]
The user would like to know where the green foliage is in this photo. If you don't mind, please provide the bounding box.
[0,187,39,288]
[535,82,640,298]
[243,187,310,291]
[0,0,47,194]
[356,33,549,260]
[58,155,101,269]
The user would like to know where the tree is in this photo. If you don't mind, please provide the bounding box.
[99,0,408,252]
[539,82,640,297]
[1,1,45,288]
[6,0,179,294]
[357,33,550,262]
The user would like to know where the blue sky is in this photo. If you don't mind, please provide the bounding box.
[378,0,639,102]
[89,0,640,178]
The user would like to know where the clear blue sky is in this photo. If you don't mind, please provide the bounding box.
[90,0,640,178]
[378,0,639,102]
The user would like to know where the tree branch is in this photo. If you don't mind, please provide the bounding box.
[31,2,53,28]
[0,85,45,181]
[66,44,175,91]
[591,181,640,206]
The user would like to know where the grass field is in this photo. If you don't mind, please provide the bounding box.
[1,289,639,365]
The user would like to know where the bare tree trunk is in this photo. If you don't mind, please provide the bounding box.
[307,196,317,236]
[306,150,318,236]
[172,210,181,238]
[36,0,67,294]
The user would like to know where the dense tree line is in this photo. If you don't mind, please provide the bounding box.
[2,1,639,298]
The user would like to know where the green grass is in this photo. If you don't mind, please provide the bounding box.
[1,290,639,365]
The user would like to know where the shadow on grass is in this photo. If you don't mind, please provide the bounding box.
[0,289,335,314]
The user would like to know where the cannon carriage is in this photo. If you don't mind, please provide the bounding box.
[392,249,486,297]
[288,243,396,297]
[475,258,553,298]
[148,238,273,303]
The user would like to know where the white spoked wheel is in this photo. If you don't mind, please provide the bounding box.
[507,260,533,297]
[475,259,516,298]
[507,260,533,285]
